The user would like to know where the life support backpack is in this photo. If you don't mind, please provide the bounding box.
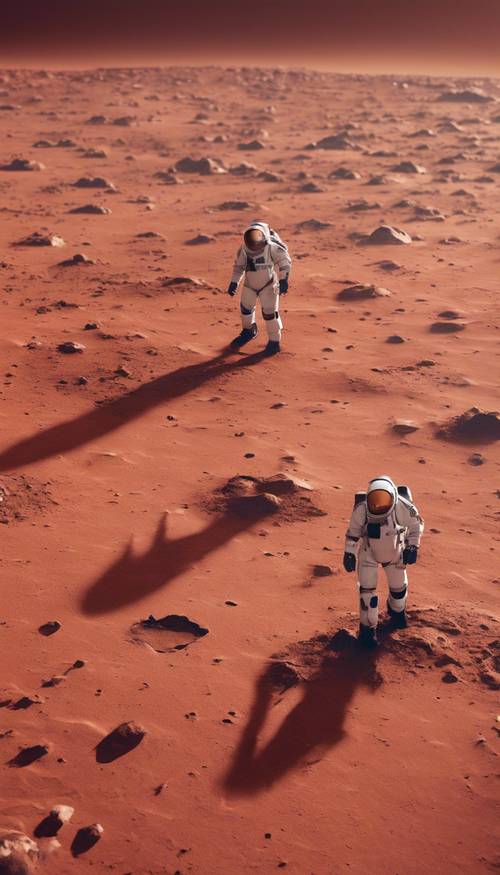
[268,227,289,255]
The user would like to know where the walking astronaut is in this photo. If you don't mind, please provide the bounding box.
[343,475,424,648]
[227,221,291,355]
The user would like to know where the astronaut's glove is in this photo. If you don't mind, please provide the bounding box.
[279,278,289,295]
[227,281,238,297]
[403,545,418,565]
[343,552,356,573]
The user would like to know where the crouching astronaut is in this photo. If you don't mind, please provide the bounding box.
[343,475,424,648]
[227,221,291,356]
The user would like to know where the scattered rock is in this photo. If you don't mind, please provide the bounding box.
[386,335,406,344]
[312,134,358,150]
[467,453,485,466]
[296,219,332,231]
[68,204,111,214]
[58,252,94,266]
[392,420,420,435]
[0,831,39,874]
[362,225,412,245]
[391,160,426,173]
[1,158,45,171]
[437,408,500,443]
[38,621,61,636]
[34,805,74,838]
[15,232,65,247]
[72,176,115,189]
[337,283,391,301]
[215,201,253,210]
[7,744,48,767]
[430,321,466,333]
[329,167,361,179]
[174,156,226,174]
[237,140,265,150]
[442,670,459,683]
[70,824,103,857]
[437,88,494,103]
[377,260,401,271]
[185,234,216,245]
[57,341,85,354]
[95,721,146,763]
[130,614,209,653]
[312,564,333,577]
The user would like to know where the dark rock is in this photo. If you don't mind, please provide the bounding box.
[130,614,209,653]
[385,335,406,344]
[70,824,103,857]
[95,721,146,763]
[72,176,115,189]
[337,283,391,301]
[57,341,85,354]
[38,621,61,636]
[438,407,500,443]
[7,744,48,767]
[429,321,466,333]
[185,234,216,245]
[34,804,74,838]
[16,232,65,247]
[312,564,333,577]
[1,158,45,171]
[175,156,226,174]
[68,204,111,214]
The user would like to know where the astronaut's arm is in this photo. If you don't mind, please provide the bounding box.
[399,499,424,547]
[271,243,292,281]
[230,246,246,285]
[344,503,366,553]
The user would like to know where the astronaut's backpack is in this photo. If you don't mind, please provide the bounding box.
[268,227,289,255]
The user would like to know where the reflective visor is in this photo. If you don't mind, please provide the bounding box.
[367,489,393,515]
[244,228,266,250]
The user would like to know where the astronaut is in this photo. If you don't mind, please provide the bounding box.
[343,475,424,648]
[227,221,291,355]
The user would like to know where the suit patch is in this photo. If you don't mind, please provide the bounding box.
[367,522,381,539]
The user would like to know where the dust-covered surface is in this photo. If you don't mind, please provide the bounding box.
[0,64,499,875]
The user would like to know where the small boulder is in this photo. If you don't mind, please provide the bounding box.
[57,341,85,354]
[363,225,412,245]
[70,824,103,857]
[95,722,146,763]
[337,284,391,301]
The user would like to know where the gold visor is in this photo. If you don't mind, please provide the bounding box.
[367,489,393,515]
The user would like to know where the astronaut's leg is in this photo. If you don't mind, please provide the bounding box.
[240,286,257,329]
[232,286,258,347]
[260,284,283,346]
[385,559,408,628]
[357,547,379,646]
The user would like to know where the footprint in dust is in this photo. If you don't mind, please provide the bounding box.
[130,614,209,653]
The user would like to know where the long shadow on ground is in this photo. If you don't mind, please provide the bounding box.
[0,348,267,471]
[222,626,388,796]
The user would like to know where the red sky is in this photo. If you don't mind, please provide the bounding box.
[1,0,499,76]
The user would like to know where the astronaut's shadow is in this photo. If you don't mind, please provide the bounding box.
[81,507,270,616]
[0,348,267,472]
[222,631,385,796]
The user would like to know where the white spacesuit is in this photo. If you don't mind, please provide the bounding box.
[343,475,424,647]
[227,221,292,355]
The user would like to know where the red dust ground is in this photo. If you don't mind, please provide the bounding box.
[0,65,499,874]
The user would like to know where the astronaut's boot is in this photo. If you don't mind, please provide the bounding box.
[387,601,408,628]
[264,340,280,355]
[387,585,408,628]
[231,323,258,348]
[358,623,378,648]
